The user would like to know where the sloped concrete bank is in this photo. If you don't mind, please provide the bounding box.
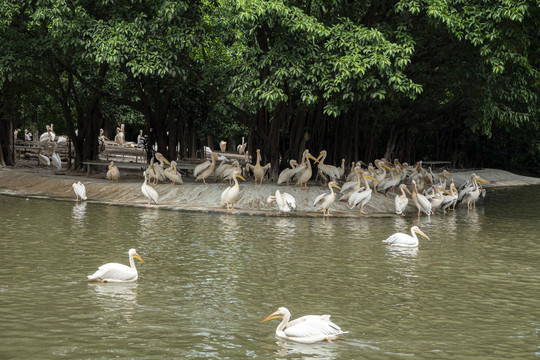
[0,166,538,217]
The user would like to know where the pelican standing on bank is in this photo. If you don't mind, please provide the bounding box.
[277,159,299,185]
[314,180,341,216]
[267,190,296,214]
[261,307,348,344]
[221,170,246,209]
[106,161,120,182]
[37,147,51,166]
[246,149,271,185]
[164,161,184,185]
[72,181,87,201]
[348,171,378,214]
[383,226,431,247]
[49,143,62,170]
[295,150,318,190]
[87,249,144,283]
[141,171,159,206]
[412,180,432,217]
[394,184,411,216]
[194,153,218,184]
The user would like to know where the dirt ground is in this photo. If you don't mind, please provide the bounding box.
[1,160,539,217]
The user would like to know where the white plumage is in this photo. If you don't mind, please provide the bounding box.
[87,248,144,283]
[221,170,245,209]
[261,307,348,344]
[394,184,411,216]
[314,181,341,216]
[383,226,430,247]
[72,181,87,201]
[141,171,159,206]
[267,190,296,213]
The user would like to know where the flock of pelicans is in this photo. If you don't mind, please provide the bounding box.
[79,148,489,344]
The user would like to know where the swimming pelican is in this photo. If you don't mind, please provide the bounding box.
[221,170,246,209]
[194,153,218,184]
[395,184,411,216]
[261,307,348,344]
[412,180,432,217]
[348,171,378,214]
[106,161,120,182]
[314,180,341,216]
[383,226,430,247]
[141,171,159,206]
[267,190,296,213]
[246,149,271,185]
[87,249,144,283]
[72,181,87,201]
[164,161,184,185]
[49,143,62,169]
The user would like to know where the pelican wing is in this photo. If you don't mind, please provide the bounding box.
[313,193,326,207]
[417,193,432,214]
[194,160,211,178]
[383,233,416,247]
[395,195,408,214]
[284,315,347,340]
[348,189,371,208]
[281,192,296,209]
[87,263,137,282]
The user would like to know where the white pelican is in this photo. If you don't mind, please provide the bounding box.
[267,190,296,213]
[221,160,242,184]
[39,125,52,142]
[383,226,430,247]
[164,161,183,185]
[106,161,120,182]
[87,249,144,283]
[462,174,489,209]
[337,159,345,179]
[72,181,87,201]
[219,140,227,152]
[37,147,51,166]
[315,150,340,184]
[214,159,230,179]
[314,180,341,216]
[294,150,318,190]
[24,129,32,141]
[153,152,170,183]
[141,171,159,206]
[394,184,411,216]
[441,181,458,212]
[114,124,125,145]
[348,171,378,214]
[429,186,445,213]
[261,307,348,344]
[49,143,62,169]
[49,124,56,141]
[221,170,246,209]
[145,158,160,185]
[194,153,218,184]
[277,159,299,185]
[412,180,432,217]
[246,149,271,185]
[237,137,247,155]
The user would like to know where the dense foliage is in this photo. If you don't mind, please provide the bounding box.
[0,0,538,174]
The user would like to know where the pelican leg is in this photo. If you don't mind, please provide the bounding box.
[359,205,367,215]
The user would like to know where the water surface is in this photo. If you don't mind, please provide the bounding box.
[0,187,538,358]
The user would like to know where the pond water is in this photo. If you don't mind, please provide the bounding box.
[0,186,539,359]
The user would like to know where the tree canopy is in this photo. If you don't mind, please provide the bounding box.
[1,0,538,174]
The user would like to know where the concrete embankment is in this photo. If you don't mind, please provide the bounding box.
[0,166,538,217]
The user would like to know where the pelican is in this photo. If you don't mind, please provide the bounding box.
[429,186,445,213]
[441,181,458,212]
[395,184,411,216]
[39,125,52,142]
[141,171,159,206]
[87,249,144,283]
[24,129,32,141]
[315,150,340,184]
[49,143,62,169]
[153,152,170,184]
[221,160,242,184]
[462,174,489,209]
[383,226,430,247]
[37,147,51,166]
[337,159,346,179]
[219,140,227,152]
[261,307,348,344]
[246,149,271,185]
[348,171,378,214]
[277,159,299,185]
[106,161,120,182]
[267,190,296,213]
[214,159,230,179]
[412,180,432,217]
[114,124,125,145]
[164,161,183,185]
[221,170,246,209]
[294,150,318,190]
[237,137,247,155]
[194,153,218,184]
[314,180,341,216]
[72,181,87,201]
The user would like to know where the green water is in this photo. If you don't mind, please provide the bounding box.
[0,186,538,359]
